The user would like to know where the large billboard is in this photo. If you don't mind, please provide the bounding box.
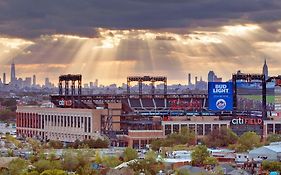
[208,82,233,111]
[236,81,275,111]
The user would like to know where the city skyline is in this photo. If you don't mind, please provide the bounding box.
[0,56,271,87]
[0,1,281,85]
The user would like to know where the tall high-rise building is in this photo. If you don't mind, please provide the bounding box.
[25,77,32,87]
[208,71,215,82]
[263,59,268,80]
[195,76,198,85]
[33,75,36,86]
[208,70,222,82]
[188,73,191,85]
[3,73,6,85]
[89,82,94,88]
[10,61,16,84]
[94,79,98,87]
[45,78,50,88]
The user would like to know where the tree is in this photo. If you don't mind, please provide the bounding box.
[150,128,195,151]
[26,171,40,175]
[33,160,62,173]
[40,169,66,175]
[204,128,238,147]
[150,139,163,151]
[237,132,261,152]
[123,147,138,162]
[145,150,157,162]
[61,151,79,171]
[203,157,218,166]
[76,150,94,168]
[175,170,190,175]
[102,156,122,168]
[93,138,109,148]
[94,151,103,164]
[262,160,281,172]
[69,139,81,149]
[48,140,63,149]
[191,145,210,166]
[180,127,196,145]
[27,138,41,151]
[7,158,27,175]
[128,153,163,175]
[267,134,281,143]
[33,160,53,173]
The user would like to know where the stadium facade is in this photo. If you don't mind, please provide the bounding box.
[16,75,281,148]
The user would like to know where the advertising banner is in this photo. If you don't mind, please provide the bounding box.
[208,82,233,111]
[236,81,275,111]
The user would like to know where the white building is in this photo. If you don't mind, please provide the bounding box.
[249,142,281,161]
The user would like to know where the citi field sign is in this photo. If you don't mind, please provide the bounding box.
[231,116,263,125]
[208,82,233,111]
[58,99,72,107]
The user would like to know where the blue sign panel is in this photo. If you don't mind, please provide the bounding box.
[208,82,233,111]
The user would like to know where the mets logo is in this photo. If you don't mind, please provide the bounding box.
[216,99,226,110]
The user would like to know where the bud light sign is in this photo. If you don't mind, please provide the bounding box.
[208,82,233,111]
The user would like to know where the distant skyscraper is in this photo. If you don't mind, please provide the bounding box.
[25,77,32,87]
[263,59,268,80]
[208,70,222,82]
[3,73,6,85]
[188,73,191,85]
[45,78,50,87]
[10,61,16,83]
[90,82,94,88]
[94,79,98,87]
[208,71,215,82]
[195,76,198,85]
[33,75,36,86]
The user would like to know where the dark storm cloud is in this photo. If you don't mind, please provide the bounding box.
[0,0,281,38]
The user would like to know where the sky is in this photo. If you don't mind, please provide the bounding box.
[1,0,281,85]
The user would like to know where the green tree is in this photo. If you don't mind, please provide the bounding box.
[266,134,281,143]
[94,151,103,164]
[150,139,163,151]
[33,160,52,173]
[128,155,163,175]
[262,160,281,172]
[7,149,14,157]
[203,156,218,166]
[204,128,238,147]
[180,127,196,145]
[237,131,261,152]
[76,150,94,168]
[123,147,138,162]
[25,171,40,175]
[150,128,195,151]
[34,160,62,173]
[27,138,41,151]
[145,150,157,162]
[175,169,190,175]
[191,145,210,166]
[40,169,66,175]
[7,158,27,175]
[102,156,122,168]
[61,151,79,171]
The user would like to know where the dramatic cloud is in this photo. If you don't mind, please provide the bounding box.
[1,1,281,85]
[0,0,281,38]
